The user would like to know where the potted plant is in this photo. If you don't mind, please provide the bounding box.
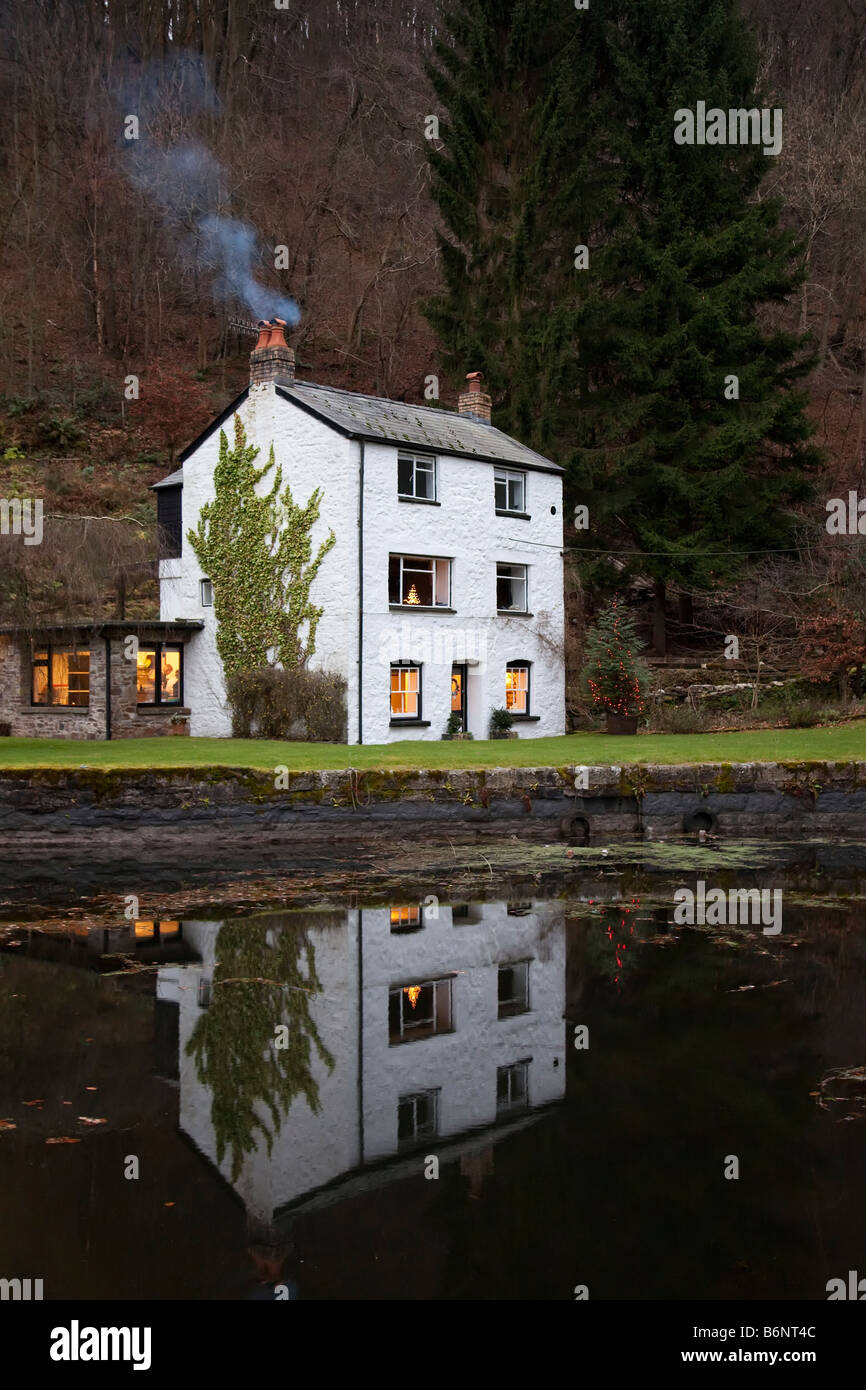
[442,711,463,740]
[169,713,190,736]
[489,706,516,739]
[582,598,649,734]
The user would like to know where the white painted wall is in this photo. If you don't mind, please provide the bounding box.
[160,383,565,742]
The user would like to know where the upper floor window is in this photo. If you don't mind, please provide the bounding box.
[137,644,183,705]
[497,562,528,613]
[495,468,526,514]
[398,453,436,502]
[389,554,451,608]
[498,962,530,1018]
[32,645,90,707]
[157,485,182,559]
[389,977,453,1045]
[200,578,213,607]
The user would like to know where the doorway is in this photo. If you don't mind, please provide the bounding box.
[451,663,467,733]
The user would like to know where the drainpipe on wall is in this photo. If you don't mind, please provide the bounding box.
[103,632,112,740]
[357,439,365,745]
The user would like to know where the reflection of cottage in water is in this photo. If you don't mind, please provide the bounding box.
[156,901,566,1230]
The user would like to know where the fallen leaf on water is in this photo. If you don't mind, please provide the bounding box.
[46,1137,80,1144]
[62,1101,72,1106]
[164,1202,175,1207]
[77,1117,106,1125]
[22,1099,45,1106]
[0,1121,17,1130]
[85,1086,97,1092]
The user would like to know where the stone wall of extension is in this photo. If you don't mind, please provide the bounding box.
[1,760,866,841]
[0,634,190,740]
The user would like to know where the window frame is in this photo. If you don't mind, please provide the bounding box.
[390,904,424,934]
[389,554,452,609]
[390,661,422,722]
[397,1089,440,1148]
[497,961,530,1019]
[496,1060,530,1114]
[397,452,437,503]
[494,468,527,515]
[506,662,531,716]
[200,578,214,607]
[496,562,529,614]
[388,976,454,1045]
[136,642,184,707]
[30,643,91,708]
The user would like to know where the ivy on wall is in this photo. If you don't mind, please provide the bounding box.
[188,415,336,676]
[185,915,337,1183]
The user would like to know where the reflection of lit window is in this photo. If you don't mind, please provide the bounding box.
[31,646,90,707]
[388,978,453,1044]
[390,664,420,719]
[505,663,529,714]
[137,644,183,705]
[497,1061,529,1113]
[498,962,530,1018]
[390,905,423,934]
[398,1090,439,1147]
[197,977,212,1009]
[506,902,533,917]
[133,920,180,941]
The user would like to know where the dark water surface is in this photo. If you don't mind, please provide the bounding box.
[1,852,865,1302]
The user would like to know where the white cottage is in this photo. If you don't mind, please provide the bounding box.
[154,320,566,743]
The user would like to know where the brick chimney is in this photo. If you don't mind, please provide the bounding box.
[250,317,296,387]
[457,370,492,424]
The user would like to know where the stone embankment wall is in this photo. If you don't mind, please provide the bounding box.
[0,760,865,845]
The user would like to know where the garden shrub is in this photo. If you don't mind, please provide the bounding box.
[227,665,347,742]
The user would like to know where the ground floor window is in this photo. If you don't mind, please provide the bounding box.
[390,662,420,719]
[389,977,453,1044]
[31,645,90,707]
[506,662,530,714]
[137,643,183,705]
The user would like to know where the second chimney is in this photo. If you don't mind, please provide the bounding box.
[457,371,492,425]
[250,318,296,387]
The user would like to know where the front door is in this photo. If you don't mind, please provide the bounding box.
[451,663,467,732]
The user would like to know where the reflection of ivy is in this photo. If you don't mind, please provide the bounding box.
[186,917,335,1182]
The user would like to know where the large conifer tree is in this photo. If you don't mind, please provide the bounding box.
[426,0,820,652]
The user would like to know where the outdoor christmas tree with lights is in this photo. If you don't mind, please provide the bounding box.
[582,598,649,731]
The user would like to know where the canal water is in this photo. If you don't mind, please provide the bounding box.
[1,846,865,1301]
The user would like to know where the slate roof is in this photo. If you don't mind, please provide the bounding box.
[157,378,561,490]
[278,382,562,473]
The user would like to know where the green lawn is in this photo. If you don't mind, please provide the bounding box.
[0,723,863,771]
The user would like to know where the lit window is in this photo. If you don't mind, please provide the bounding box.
[31,646,90,707]
[398,1090,439,1147]
[506,663,530,714]
[200,578,213,606]
[389,555,451,607]
[498,962,530,1018]
[133,920,179,941]
[388,978,453,1044]
[390,905,423,933]
[137,644,183,705]
[390,663,420,719]
[494,469,526,513]
[496,563,528,612]
[497,1061,529,1113]
[397,454,436,501]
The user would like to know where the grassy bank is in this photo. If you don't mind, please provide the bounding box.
[0,723,863,772]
